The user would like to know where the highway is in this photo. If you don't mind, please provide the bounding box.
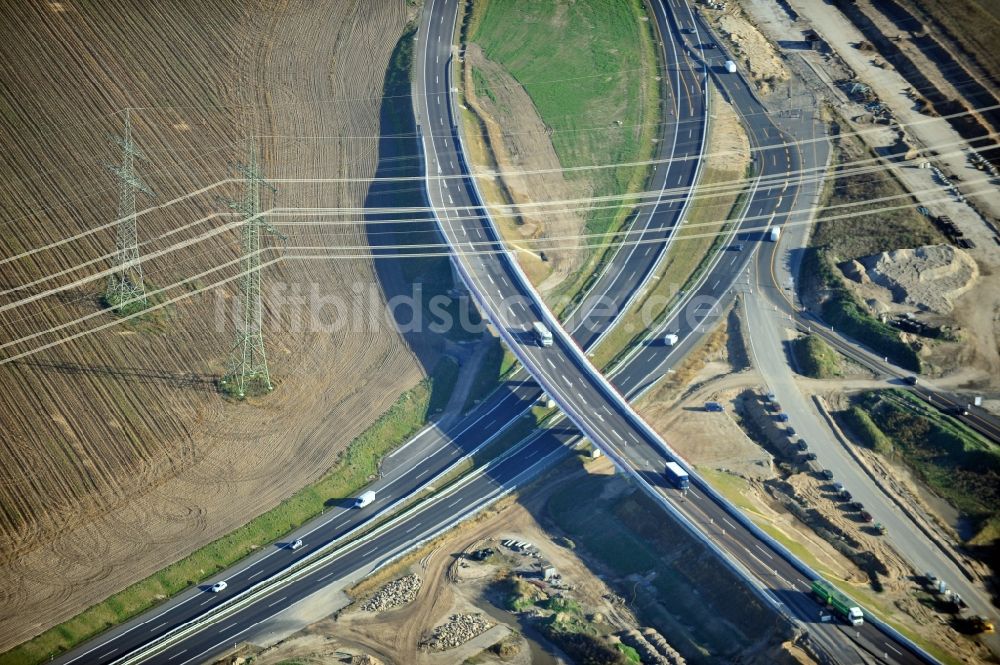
[410,0,927,662]
[49,1,712,664]
[50,1,944,663]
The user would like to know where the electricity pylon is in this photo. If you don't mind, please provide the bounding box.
[219,140,286,398]
[105,108,154,312]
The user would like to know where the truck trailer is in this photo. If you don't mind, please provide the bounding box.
[532,321,553,347]
[768,226,781,242]
[664,461,690,490]
[811,579,864,626]
[724,59,737,73]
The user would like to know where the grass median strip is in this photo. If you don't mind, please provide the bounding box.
[591,82,751,370]
[1,361,458,665]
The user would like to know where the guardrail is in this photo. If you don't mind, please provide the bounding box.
[107,416,562,665]
[435,5,939,663]
[424,20,805,635]
[582,0,712,350]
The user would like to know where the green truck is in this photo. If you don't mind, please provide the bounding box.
[811,579,864,626]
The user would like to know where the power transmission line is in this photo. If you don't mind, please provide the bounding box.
[104,108,154,312]
[217,139,286,399]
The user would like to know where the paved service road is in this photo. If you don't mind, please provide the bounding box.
[51,1,940,664]
[49,1,710,664]
[413,0,928,663]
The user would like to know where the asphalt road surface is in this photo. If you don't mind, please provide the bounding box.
[51,1,939,664]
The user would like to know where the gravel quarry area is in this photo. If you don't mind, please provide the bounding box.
[843,244,979,315]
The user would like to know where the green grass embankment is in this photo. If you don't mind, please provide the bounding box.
[791,334,840,378]
[2,359,458,665]
[1,23,460,665]
[466,0,661,309]
[850,390,1000,542]
[801,248,921,371]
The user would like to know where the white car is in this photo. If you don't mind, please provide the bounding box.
[289,538,303,551]
[210,581,228,593]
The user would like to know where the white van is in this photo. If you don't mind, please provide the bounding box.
[355,490,376,508]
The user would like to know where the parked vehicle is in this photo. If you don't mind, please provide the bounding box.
[796,440,808,451]
[812,579,864,626]
[532,321,553,347]
[847,501,865,512]
[776,413,790,423]
[859,510,874,522]
[820,469,834,480]
[355,490,377,508]
[785,427,796,437]
[803,452,817,461]
[664,461,690,490]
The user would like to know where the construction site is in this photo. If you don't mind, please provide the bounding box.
[0,0,998,664]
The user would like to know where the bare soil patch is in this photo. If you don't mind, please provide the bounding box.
[0,0,427,650]
[698,3,790,94]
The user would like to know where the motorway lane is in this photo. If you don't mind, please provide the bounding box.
[53,2,937,663]
[567,0,707,348]
[417,0,925,662]
[50,2,711,664]
[137,2,924,662]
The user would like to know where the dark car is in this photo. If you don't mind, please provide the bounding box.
[840,490,853,501]
[803,452,817,461]
[947,406,970,416]
[785,427,796,437]
[796,440,808,451]
[776,413,790,423]
[820,469,834,480]
[848,501,865,512]
[903,375,918,386]
[859,511,874,523]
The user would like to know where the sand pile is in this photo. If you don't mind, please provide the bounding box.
[856,244,978,314]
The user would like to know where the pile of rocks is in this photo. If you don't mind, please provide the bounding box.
[361,574,421,613]
[422,613,494,651]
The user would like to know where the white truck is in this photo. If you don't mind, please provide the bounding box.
[769,226,781,242]
[724,59,737,73]
[354,490,376,508]
[532,321,553,347]
[663,333,679,346]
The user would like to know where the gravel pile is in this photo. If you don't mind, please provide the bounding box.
[857,244,978,314]
[422,613,494,650]
[361,574,421,613]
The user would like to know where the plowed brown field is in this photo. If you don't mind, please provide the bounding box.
[0,0,423,650]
